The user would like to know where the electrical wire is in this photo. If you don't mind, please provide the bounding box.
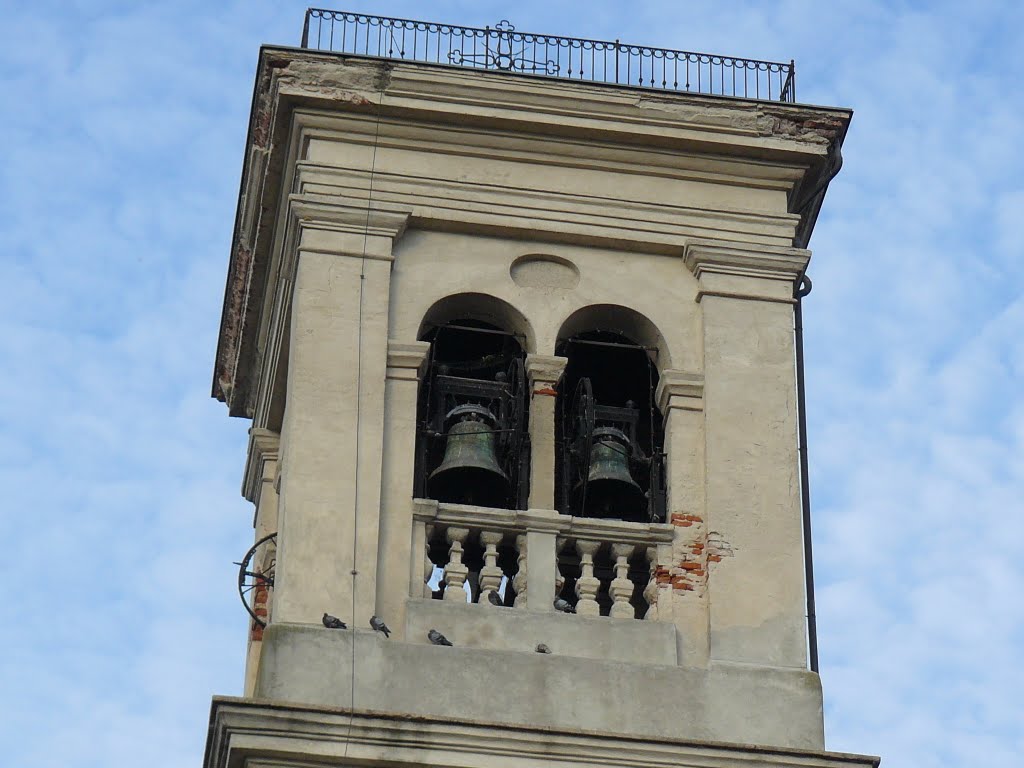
[342,71,386,764]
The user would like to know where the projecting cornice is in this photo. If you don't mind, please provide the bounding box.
[289,196,412,260]
[386,340,431,382]
[205,698,880,768]
[525,354,568,388]
[684,241,810,304]
[242,427,280,505]
[655,370,705,416]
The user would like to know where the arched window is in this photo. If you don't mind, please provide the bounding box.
[555,315,666,524]
[414,317,529,510]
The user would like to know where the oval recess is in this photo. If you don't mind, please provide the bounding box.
[510,254,580,290]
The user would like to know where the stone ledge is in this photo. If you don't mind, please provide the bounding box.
[251,622,830,750]
[206,695,879,768]
[413,498,675,544]
[405,597,678,665]
[386,339,431,379]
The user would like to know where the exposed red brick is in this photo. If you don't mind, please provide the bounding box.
[680,561,701,570]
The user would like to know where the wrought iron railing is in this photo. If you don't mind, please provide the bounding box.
[301,9,796,103]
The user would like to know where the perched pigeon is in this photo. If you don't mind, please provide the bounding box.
[369,615,391,637]
[486,590,504,607]
[553,598,576,614]
[536,643,551,654]
[427,628,453,646]
[322,612,347,629]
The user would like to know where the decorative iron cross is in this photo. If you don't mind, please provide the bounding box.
[449,21,559,75]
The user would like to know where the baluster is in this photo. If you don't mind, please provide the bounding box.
[443,527,470,601]
[643,545,659,620]
[575,540,601,616]
[512,534,528,608]
[478,530,504,605]
[555,536,566,598]
[423,524,435,598]
[609,543,635,619]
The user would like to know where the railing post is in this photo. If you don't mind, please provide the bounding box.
[575,540,601,616]
[609,543,635,618]
[478,530,504,605]
[301,10,311,48]
[410,520,432,598]
[443,527,470,601]
[513,534,528,608]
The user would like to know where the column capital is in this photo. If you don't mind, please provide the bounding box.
[386,340,431,381]
[243,427,280,504]
[291,197,412,261]
[525,354,568,390]
[655,369,705,416]
[683,241,810,304]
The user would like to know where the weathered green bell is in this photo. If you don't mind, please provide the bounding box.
[576,427,645,520]
[429,405,510,507]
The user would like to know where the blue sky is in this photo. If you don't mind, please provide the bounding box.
[2,1,1021,766]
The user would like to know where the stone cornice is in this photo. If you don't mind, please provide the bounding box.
[684,241,810,304]
[242,428,280,505]
[290,196,412,261]
[525,354,568,390]
[684,241,810,280]
[412,499,674,545]
[272,53,850,162]
[294,139,801,255]
[655,370,705,416]
[386,340,431,382]
[206,697,880,768]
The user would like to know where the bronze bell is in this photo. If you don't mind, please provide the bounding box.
[576,427,645,521]
[429,405,510,507]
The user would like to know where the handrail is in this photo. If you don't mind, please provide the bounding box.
[301,9,796,102]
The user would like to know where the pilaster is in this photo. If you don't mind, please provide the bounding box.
[376,340,431,639]
[241,428,281,695]
[684,241,809,668]
[656,370,709,666]
[273,201,410,628]
[242,427,281,533]
[524,354,568,509]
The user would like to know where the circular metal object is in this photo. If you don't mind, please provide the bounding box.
[236,532,277,628]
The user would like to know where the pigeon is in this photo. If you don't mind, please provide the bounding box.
[369,615,391,637]
[553,598,576,614]
[536,643,551,654]
[427,628,453,646]
[486,590,504,607]
[322,612,347,629]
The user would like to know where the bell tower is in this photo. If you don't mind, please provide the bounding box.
[207,10,878,768]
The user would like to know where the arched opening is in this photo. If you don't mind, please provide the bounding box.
[554,306,667,525]
[552,307,668,617]
[414,297,531,511]
[415,297,532,606]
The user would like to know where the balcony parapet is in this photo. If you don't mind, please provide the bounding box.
[412,499,673,620]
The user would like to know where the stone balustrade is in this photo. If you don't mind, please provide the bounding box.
[412,499,674,619]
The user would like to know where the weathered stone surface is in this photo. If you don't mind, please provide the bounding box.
[255,622,827,749]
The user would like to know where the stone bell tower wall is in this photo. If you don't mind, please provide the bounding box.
[215,47,855,755]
